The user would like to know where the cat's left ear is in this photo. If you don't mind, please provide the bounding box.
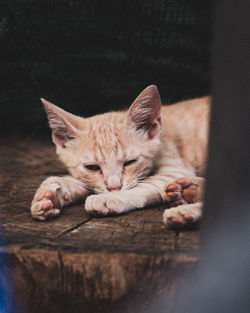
[127,85,161,139]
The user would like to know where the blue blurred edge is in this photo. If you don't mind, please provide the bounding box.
[0,236,12,313]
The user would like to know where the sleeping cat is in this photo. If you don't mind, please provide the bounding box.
[31,85,210,228]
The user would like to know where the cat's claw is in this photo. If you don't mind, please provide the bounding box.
[163,203,202,229]
[165,178,198,207]
[31,182,69,220]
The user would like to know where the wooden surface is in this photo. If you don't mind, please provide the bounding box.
[0,137,200,313]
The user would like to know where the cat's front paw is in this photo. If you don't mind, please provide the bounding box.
[163,203,202,229]
[31,181,69,221]
[85,193,128,216]
[165,178,198,207]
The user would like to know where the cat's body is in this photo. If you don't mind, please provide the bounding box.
[31,86,210,227]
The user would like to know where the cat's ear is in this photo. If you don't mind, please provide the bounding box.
[41,98,81,148]
[127,85,161,139]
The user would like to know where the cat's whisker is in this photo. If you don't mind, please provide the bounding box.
[81,184,96,194]
[125,176,148,190]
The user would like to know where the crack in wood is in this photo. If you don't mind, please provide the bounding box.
[57,251,65,293]
[51,217,93,239]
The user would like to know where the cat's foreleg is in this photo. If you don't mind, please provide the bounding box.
[84,174,182,215]
[163,202,202,228]
[31,176,88,220]
[84,183,162,216]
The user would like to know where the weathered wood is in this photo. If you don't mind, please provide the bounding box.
[0,137,200,313]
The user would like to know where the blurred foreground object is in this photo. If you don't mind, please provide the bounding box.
[154,0,250,312]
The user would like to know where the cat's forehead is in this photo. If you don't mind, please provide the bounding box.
[79,113,140,162]
[89,113,125,143]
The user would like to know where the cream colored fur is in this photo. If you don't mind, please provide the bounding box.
[31,85,210,228]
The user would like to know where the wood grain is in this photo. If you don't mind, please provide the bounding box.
[0,137,200,313]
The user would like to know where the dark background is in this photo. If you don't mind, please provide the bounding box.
[0,0,212,138]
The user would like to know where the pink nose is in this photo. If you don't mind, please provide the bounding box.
[106,175,122,191]
[107,185,122,191]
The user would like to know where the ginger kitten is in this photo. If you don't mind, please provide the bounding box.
[31,85,210,228]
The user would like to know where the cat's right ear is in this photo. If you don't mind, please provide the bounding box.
[41,98,81,148]
[127,85,162,139]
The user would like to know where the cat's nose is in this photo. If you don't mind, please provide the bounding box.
[106,175,122,191]
[107,185,122,191]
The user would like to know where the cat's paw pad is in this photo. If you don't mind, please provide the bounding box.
[31,184,69,221]
[85,194,125,216]
[163,204,201,229]
[165,178,198,207]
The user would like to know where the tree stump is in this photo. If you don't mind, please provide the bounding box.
[0,137,199,313]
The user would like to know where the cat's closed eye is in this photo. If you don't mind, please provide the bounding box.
[124,159,137,167]
[84,164,100,171]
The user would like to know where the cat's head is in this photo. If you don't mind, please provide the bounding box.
[42,85,163,193]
